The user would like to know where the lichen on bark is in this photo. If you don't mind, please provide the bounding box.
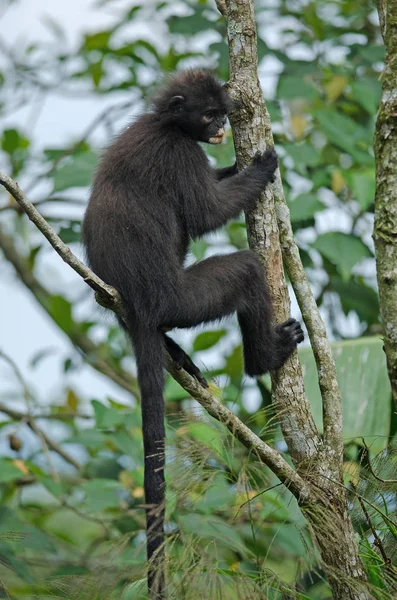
[374,0,397,408]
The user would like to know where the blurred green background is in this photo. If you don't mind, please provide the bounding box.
[0,0,395,598]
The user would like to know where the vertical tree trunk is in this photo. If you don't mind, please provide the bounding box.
[374,0,397,408]
[218,0,371,597]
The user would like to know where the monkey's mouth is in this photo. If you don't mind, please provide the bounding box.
[208,129,225,144]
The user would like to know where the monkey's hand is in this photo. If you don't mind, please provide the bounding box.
[250,146,278,185]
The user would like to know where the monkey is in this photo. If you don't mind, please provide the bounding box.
[82,69,304,599]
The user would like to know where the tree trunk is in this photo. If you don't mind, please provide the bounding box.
[374,0,397,408]
[219,0,370,597]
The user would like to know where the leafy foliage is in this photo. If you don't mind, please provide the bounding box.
[0,0,396,598]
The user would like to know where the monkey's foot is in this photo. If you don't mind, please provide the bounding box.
[173,351,208,388]
[272,318,304,369]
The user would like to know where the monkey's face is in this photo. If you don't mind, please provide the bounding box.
[170,100,228,145]
[199,108,227,144]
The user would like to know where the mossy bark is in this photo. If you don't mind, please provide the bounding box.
[219,0,370,597]
[374,0,397,408]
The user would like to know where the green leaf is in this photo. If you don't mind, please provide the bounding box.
[1,128,30,154]
[299,337,391,453]
[48,295,73,331]
[80,479,123,512]
[184,421,223,455]
[277,76,318,100]
[314,109,373,164]
[52,151,98,192]
[193,329,227,351]
[344,169,375,211]
[167,13,214,35]
[190,239,208,260]
[58,223,81,244]
[312,232,372,280]
[266,100,282,123]
[225,344,243,382]
[66,429,106,450]
[164,376,190,402]
[178,513,247,552]
[284,142,320,172]
[351,77,381,115]
[288,193,325,223]
[0,459,24,483]
[92,400,125,429]
[330,276,380,325]
[83,30,112,51]
[108,430,136,456]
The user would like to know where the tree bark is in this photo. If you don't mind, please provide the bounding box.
[374,0,397,408]
[219,0,370,597]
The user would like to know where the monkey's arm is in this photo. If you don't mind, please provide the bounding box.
[188,148,277,238]
[213,163,237,181]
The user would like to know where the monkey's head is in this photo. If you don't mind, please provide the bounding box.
[153,69,233,144]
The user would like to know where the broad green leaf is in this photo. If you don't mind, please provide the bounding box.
[288,193,325,223]
[58,223,81,244]
[284,142,321,172]
[193,329,227,351]
[165,376,190,402]
[92,399,125,429]
[178,513,247,552]
[195,476,233,513]
[183,421,223,455]
[167,13,214,35]
[83,30,112,50]
[266,100,282,123]
[66,428,107,450]
[312,232,372,280]
[344,169,376,211]
[314,109,373,165]
[1,128,30,154]
[330,276,380,325]
[277,76,318,100]
[48,295,73,331]
[52,151,98,192]
[108,430,136,456]
[351,77,382,115]
[190,239,208,260]
[0,459,24,483]
[300,337,391,453]
[80,479,123,512]
[226,222,247,249]
[225,344,243,382]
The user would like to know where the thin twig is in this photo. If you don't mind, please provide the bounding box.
[354,484,391,565]
[0,400,81,470]
[361,438,397,484]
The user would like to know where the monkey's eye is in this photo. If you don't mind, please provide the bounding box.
[202,111,215,123]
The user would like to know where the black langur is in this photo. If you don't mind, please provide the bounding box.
[82,69,304,598]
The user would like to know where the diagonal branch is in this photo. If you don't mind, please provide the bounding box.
[0,170,310,500]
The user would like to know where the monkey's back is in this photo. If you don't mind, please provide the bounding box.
[82,113,204,324]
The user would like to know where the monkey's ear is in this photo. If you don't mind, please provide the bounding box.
[169,95,184,113]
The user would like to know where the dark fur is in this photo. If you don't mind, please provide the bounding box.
[82,69,303,599]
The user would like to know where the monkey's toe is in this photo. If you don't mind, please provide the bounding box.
[275,318,304,346]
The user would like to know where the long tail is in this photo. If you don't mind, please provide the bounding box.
[129,324,166,599]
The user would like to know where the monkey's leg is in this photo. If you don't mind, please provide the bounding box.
[161,251,303,376]
[163,334,208,387]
